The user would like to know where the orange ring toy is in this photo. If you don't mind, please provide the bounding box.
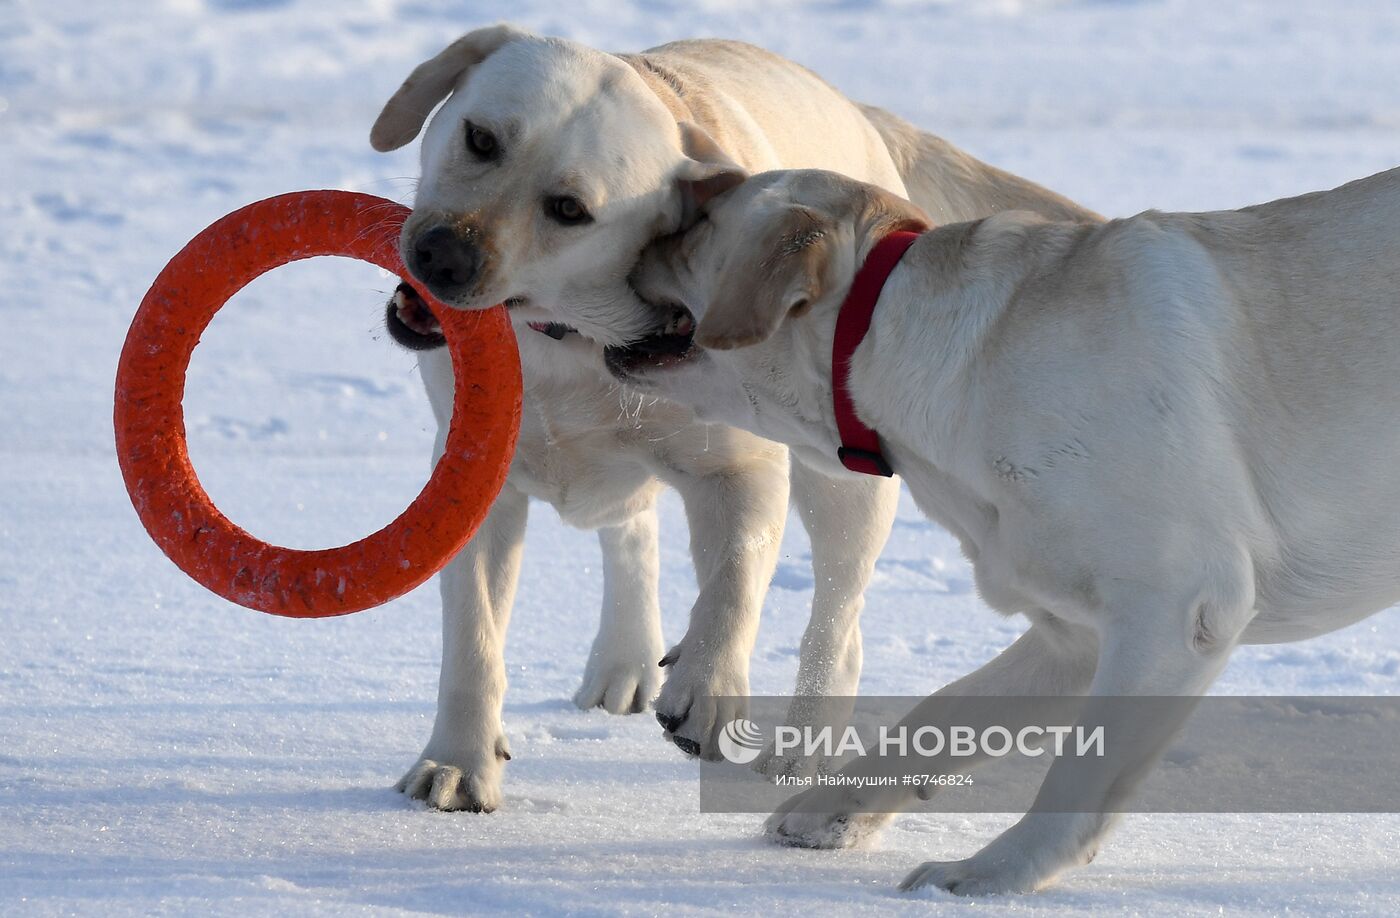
[114,191,521,618]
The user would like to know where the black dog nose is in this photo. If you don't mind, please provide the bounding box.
[410,225,481,297]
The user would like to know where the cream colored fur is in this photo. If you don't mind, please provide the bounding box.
[622,166,1400,894]
[374,25,1097,812]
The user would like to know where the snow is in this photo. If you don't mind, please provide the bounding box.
[4,0,1400,913]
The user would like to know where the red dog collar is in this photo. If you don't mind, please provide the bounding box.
[832,230,922,477]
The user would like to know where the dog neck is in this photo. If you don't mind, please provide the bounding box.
[831,230,924,476]
[751,209,935,479]
[838,213,1060,478]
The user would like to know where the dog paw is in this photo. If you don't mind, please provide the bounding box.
[395,735,511,813]
[763,787,893,849]
[751,742,822,781]
[899,842,1052,897]
[898,856,1041,897]
[653,641,748,759]
[573,650,661,714]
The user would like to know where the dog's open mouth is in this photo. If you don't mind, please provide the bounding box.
[387,284,560,352]
[526,321,576,340]
[602,304,697,378]
[385,282,446,351]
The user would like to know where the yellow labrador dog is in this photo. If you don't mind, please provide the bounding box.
[613,166,1400,893]
[372,24,1094,812]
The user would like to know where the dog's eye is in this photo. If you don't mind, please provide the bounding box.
[547,196,593,226]
[464,121,498,160]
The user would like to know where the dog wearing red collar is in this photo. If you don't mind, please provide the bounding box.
[610,172,932,484]
[372,25,1097,815]
[615,165,1400,894]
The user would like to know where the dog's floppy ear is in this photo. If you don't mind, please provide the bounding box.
[862,184,934,236]
[371,24,527,152]
[674,122,748,226]
[694,206,833,351]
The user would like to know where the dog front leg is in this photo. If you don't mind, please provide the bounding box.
[397,480,528,813]
[653,450,790,759]
[574,501,666,714]
[755,461,900,778]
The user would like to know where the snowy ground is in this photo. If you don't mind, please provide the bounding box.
[5,0,1400,913]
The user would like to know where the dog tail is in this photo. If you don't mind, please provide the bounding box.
[858,103,1101,225]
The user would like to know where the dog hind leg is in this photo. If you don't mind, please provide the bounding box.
[574,501,666,714]
[900,578,1253,895]
[766,614,1100,849]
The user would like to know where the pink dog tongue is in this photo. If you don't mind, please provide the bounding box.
[527,322,575,340]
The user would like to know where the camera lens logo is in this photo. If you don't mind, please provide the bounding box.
[718,718,765,765]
